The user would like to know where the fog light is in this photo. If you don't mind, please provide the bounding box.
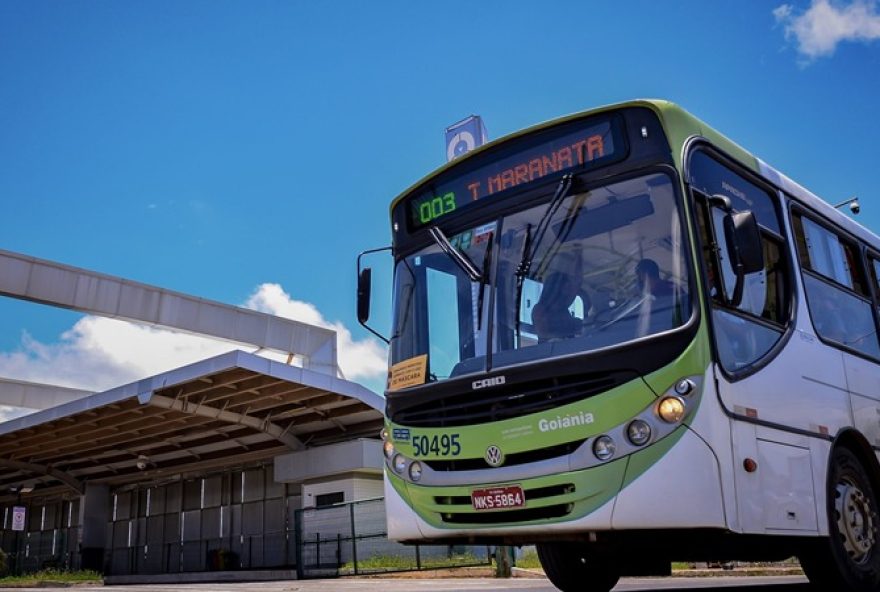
[383,440,395,459]
[392,454,406,474]
[593,435,616,461]
[627,420,652,446]
[658,396,686,423]
[409,461,423,482]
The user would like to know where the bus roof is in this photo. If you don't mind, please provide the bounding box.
[390,99,879,248]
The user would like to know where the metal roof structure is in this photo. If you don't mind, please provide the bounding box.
[0,350,383,502]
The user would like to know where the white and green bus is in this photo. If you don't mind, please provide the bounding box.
[357,100,880,591]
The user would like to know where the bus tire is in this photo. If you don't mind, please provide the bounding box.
[536,542,620,592]
[799,447,880,591]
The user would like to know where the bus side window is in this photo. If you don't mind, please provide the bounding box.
[793,213,880,358]
[869,257,880,308]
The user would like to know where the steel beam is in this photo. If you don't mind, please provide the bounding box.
[0,248,337,374]
[146,393,306,451]
[0,377,93,409]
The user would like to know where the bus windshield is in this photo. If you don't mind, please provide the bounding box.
[390,172,691,386]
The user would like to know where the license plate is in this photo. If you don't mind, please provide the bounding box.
[471,485,525,511]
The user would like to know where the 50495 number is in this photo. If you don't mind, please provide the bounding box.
[412,433,461,457]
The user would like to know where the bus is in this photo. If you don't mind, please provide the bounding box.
[356,100,880,592]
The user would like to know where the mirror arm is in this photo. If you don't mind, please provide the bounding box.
[709,194,732,212]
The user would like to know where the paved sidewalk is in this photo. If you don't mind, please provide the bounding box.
[0,574,811,592]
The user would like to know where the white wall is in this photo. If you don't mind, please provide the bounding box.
[301,473,383,508]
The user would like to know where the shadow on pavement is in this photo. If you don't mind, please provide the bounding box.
[618,584,812,592]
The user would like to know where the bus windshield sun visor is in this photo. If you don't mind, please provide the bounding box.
[555,194,655,241]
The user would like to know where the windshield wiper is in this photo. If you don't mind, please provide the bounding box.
[513,174,575,343]
[428,226,482,282]
[513,223,532,343]
[475,231,494,330]
[527,173,574,270]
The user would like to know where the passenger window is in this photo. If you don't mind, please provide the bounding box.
[794,216,865,292]
[870,258,880,300]
[793,213,880,358]
[690,150,790,374]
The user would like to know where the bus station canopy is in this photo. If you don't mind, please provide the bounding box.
[0,351,384,501]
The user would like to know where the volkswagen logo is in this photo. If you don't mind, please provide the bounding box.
[485,444,505,468]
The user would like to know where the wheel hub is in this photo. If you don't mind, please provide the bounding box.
[836,478,877,564]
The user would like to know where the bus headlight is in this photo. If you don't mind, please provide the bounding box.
[383,440,395,459]
[392,454,407,474]
[627,420,652,446]
[658,396,686,423]
[593,435,616,461]
[380,427,390,440]
[408,461,423,482]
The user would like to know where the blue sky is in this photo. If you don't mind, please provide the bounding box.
[1,1,879,399]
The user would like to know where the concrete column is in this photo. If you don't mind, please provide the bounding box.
[78,483,110,572]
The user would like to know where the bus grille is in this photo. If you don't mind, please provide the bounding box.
[424,440,584,471]
[440,504,572,524]
[391,371,634,428]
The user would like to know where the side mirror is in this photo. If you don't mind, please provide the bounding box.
[723,210,764,306]
[357,268,372,325]
[356,246,392,344]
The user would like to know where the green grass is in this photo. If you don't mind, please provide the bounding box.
[515,548,542,569]
[341,552,486,573]
[0,569,102,587]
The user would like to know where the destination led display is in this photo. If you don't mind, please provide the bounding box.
[408,115,624,229]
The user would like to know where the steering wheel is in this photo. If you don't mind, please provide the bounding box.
[594,293,651,332]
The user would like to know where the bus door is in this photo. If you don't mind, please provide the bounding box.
[689,149,819,534]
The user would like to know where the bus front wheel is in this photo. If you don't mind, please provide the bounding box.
[536,543,620,592]
[799,447,880,591]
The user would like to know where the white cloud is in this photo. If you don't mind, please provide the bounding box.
[244,283,387,381]
[0,283,387,416]
[0,321,238,392]
[775,0,880,61]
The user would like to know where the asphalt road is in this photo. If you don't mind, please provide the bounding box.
[6,575,811,592]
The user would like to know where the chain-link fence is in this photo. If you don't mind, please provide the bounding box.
[295,497,491,578]
[2,472,491,579]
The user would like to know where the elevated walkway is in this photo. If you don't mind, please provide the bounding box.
[0,377,93,409]
[0,248,338,377]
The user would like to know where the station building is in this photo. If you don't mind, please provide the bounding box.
[0,248,392,579]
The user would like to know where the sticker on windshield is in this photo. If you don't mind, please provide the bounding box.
[388,354,428,391]
[473,222,496,244]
